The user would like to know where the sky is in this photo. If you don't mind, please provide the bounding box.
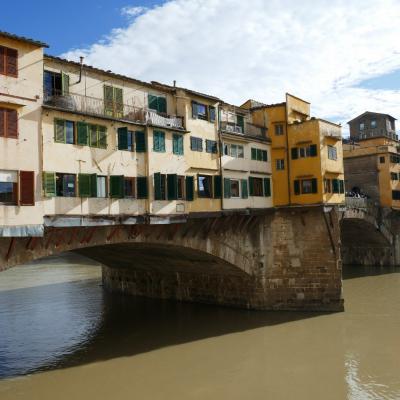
[2,0,400,135]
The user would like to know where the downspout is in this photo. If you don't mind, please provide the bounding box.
[70,56,84,86]
[284,102,292,205]
[216,102,224,212]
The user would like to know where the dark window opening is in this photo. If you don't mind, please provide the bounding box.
[198,175,213,198]
[56,173,76,197]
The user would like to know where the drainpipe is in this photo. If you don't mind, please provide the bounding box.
[284,101,292,205]
[70,56,84,86]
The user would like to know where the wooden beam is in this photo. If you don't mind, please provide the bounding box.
[5,238,16,261]
[107,226,120,242]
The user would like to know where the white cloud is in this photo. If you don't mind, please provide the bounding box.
[121,6,148,18]
[62,0,400,135]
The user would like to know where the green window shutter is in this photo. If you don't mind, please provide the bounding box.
[185,176,194,201]
[153,131,165,152]
[110,175,124,198]
[77,122,88,146]
[90,174,97,197]
[249,177,254,196]
[78,173,91,197]
[54,119,65,143]
[89,124,98,147]
[98,126,107,149]
[262,150,268,162]
[257,148,263,161]
[135,131,146,152]
[291,148,298,160]
[224,178,231,198]
[154,173,162,200]
[294,180,300,195]
[158,97,167,113]
[241,179,248,199]
[43,172,56,197]
[236,115,244,131]
[118,127,128,150]
[213,175,222,198]
[104,85,114,116]
[339,180,345,194]
[251,148,257,160]
[148,94,158,111]
[263,178,271,197]
[191,102,198,119]
[311,178,318,194]
[332,179,339,193]
[173,134,183,155]
[167,174,178,200]
[137,177,148,199]
[114,87,123,118]
[310,144,317,157]
[61,72,69,95]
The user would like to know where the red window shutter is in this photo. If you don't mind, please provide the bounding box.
[5,48,17,77]
[19,171,35,206]
[0,46,5,75]
[6,109,18,138]
[0,108,5,137]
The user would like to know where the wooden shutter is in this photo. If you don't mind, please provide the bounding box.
[339,180,344,194]
[19,171,34,206]
[54,119,65,143]
[262,150,268,162]
[263,178,271,197]
[137,177,148,199]
[209,106,216,122]
[249,177,254,196]
[241,179,248,199]
[213,175,222,198]
[135,131,146,152]
[154,173,162,200]
[332,179,339,193]
[291,148,298,160]
[310,144,317,157]
[173,134,183,155]
[251,148,257,160]
[6,109,18,138]
[90,174,97,197]
[0,46,4,75]
[224,178,231,198]
[77,122,88,145]
[104,85,114,116]
[89,124,98,147]
[167,174,178,200]
[114,87,123,117]
[159,132,165,151]
[148,94,158,111]
[236,115,244,131]
[294,180,300,195]
[98,126,107,148]
[311,178,318,194]
[118,127,128,150]
[185,176,194,201]
[257,148,263,161]
[5,48,17,77]
[191,102,198,119]
[43,172,56,197]
[110,175,124,198]
[61,72,69,95]
[158,97,167,114]
[0,108,5,137]
[78,174,91,197]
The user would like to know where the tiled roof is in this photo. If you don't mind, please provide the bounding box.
[0,31,48,48]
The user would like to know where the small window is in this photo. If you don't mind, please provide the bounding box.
[56,173,76,197]
[198,175,213,198]
[97,176,107,197]
[190,136,203,152]
[370,119,377,128]
[0,107,18,139]
[206,139,218,154]
[192,102,208,120]
[249,177,264,196]
[148,94,167,114]
[177,176,185,199]
[230,144,238,158]
[124,177,136,197]
[0,170,18,205]
[237,145,244,158]
[209,106,216,122]
[0,46,18,78]
[360,122,365,130]
[392,190,400,200]
[276,159,285,170]
[275,124,284,135]
[55,119,75,144]
[391,172,398,181]
[153,131,165,152]
[380,156,385,164]
[328,145,337,160]
[230,179,240,198]
[302,179,313,194]
[173,134,184,155]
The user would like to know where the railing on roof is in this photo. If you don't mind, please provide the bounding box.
[220,120,266,137]
[44,91,184,130]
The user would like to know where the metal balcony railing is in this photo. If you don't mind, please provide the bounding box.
[220,121,266,137]
[44,91,184,130]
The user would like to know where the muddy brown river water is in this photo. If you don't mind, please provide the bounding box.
[0,253,399,400]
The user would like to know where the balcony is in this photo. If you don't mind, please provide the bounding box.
[44,92,184,130]
[220,121,266,138]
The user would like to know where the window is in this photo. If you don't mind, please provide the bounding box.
[148,94,167,114]
[97,176,107,197]
[154,173,167,200]
[390,155,400,163]
[0,45,17,77]
[230,179,240,198]
[294,178,317,195]
[275,124,284,135]
[249,177,270,197]
[328,145,337,160]
[0,170,18,205]
[206,139,218,154]
[135,131,146,152]
[291,144,317,159]
[231,144,238,158]
[391,172,398,181]
[370,119,377,128]
[276,159,285,170]
[117,127,134,151]
[392,190,400,200]
[324,178,345,194]
[359,122,365,130]
[237,145,244,158]
[173,134,184,155]
[44,70,69,97]
[190,136,203,152]
[236,115,244,133]
[251,148,268,161]
[56,173,76,197]
[192,102,208,120]
[380,156,385,164]
[324,178,331,193]
[209,107,216,122]
[104,85,123,118]
[153,131,165,152]
[185,176,194,201]
[137,177,148,199]
[177,176,185,199]
[76,122,107,148]
[0,107,18,138]
[198,175,213,198]
[54,119,75,144]
[109,176,124,198]
[224,143,244,158]
[124,177,136,197]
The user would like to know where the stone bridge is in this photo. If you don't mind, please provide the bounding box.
[0,207,343,311]
[341,197,400,266]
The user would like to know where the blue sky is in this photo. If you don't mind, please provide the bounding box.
[2,0,400,133]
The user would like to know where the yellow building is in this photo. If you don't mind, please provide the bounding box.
[243,94,344,207]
